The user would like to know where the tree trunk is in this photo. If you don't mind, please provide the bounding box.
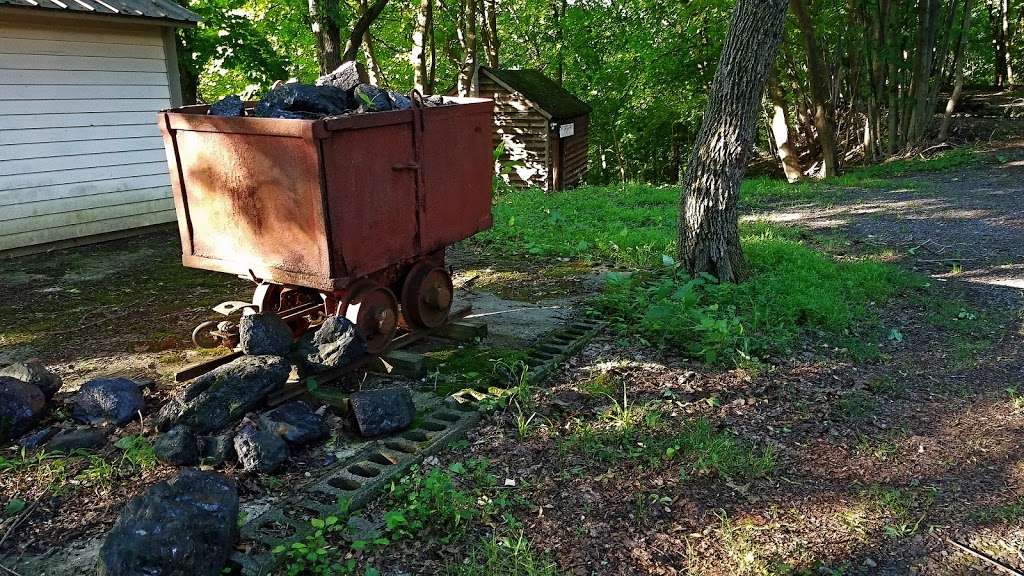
[991,0,1010,87]
[357,0,386,84]
[411,0,432,92]
[940,0,975,140]
[482,0,499,67]
[678,0,790,282]
[908,0,940,143]
[767,70,803,182]
[309,0,342,74]
[457,0,478,95]
[342,0,389,63]
[791,0,838,178]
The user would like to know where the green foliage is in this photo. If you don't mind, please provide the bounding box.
[560,412,774,481]
[446,530,559,576]
[595,228,918,363]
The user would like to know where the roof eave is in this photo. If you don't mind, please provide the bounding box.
[0,3,198,27]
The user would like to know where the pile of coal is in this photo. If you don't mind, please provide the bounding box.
[207,61,450,119]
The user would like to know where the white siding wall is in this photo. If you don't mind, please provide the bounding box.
[0,17,176,252]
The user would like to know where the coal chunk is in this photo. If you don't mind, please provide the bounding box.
[259,400,328,445]
[253,84,350,119]
[0,377,46,442]
[208,95,245,117]
[70,378,144,427]
[239,313,292,357]
[388,91,413,110]
[233,425,288,473]
[18,426,57,449]
[47,427,108,452]
[349,387,415,437]
[198,433,236,467]
[423,95,447,107]
[154,355,289,435]
[315,61,369,92]
[96,469,238,576]
[353,84,392,112]
[299,316,368,375]
[154,425,199,466]
[0,360,62,400]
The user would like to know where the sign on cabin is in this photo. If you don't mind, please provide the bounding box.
[559,123,575,138]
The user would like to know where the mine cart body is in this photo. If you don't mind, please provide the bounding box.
[159,97,493,292]
[159,97,494,353]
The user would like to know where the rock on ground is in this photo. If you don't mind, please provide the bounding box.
[300,316,367,375]
[238,313,292,357]
[315,61,368,92]
[96,469,238,576]
[0,376,46,442]
[198,433,235,467]
[47,427,108,452]
[154,355,289,435]
[233,425,288,473]
[259,400,328,445]
[349,387,416,437]
[71,378,144,427]
[154,425,199,466]
[18,425,57,449]
[0,360,62,399]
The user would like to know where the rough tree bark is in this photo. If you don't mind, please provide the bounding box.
[309,0,342,74]
[457,0,478,95]
[342,0,389,63]
[767,69,804,183]
[940,0,975,140]
[677,0,790,282]
[908,0,940,143]
[411,0,433,92]
[791,0,837,178]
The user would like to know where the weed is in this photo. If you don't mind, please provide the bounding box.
[446,530,559,576]
[579,370,618,397]
[272,500,385,576]
[424,347,526,396]
[1008,387,1024,413]
[970,497,1024,524]
[834,391,877,422]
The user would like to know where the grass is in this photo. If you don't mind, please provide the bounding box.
[446,531,559,576]
[559,410,774,481]
[422,346,527,396]
[474,180,925,364]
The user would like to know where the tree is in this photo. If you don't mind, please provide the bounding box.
[309,0,342,74]
[767,69,803,182]
[411,0,433,92]
[342,0,389,62]
[790,0,837,178]
[940,0,976,140]
[677,0,791,282]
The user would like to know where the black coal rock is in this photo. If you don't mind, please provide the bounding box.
[259,400,328,445]
[208,95,245,117]
[154,355,289,434]
[198,433,236,467]
[239,313,292,357]
[0,377,46,442]
[353,84,392,112]
[155,425,199,466]
[298,316,368,375]
[315,61,369,92]
[0,360,61,400]
[47,427,109,452]
[70,378,144,427]
[349,387,415,438]
[96,469,238,576]
[234,425,288,473]
[253,83,350,119]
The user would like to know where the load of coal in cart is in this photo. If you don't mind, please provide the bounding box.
[207,61,449,120]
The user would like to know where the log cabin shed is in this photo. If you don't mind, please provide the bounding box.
[477,67,591,191]
[0,0,199,255]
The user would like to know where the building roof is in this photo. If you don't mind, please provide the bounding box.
[0,0,199,25]
[481,67,591,120]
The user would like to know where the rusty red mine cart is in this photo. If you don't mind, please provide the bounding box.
[159,97,494,354]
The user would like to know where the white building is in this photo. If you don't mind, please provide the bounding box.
[0,0,198,255]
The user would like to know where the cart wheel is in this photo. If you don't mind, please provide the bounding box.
[344,280,399,355]
[192,321,221,349]
[400,262,454,329]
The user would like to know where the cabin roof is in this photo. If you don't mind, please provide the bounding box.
[481,67,591,120]
[0,0,199,25]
